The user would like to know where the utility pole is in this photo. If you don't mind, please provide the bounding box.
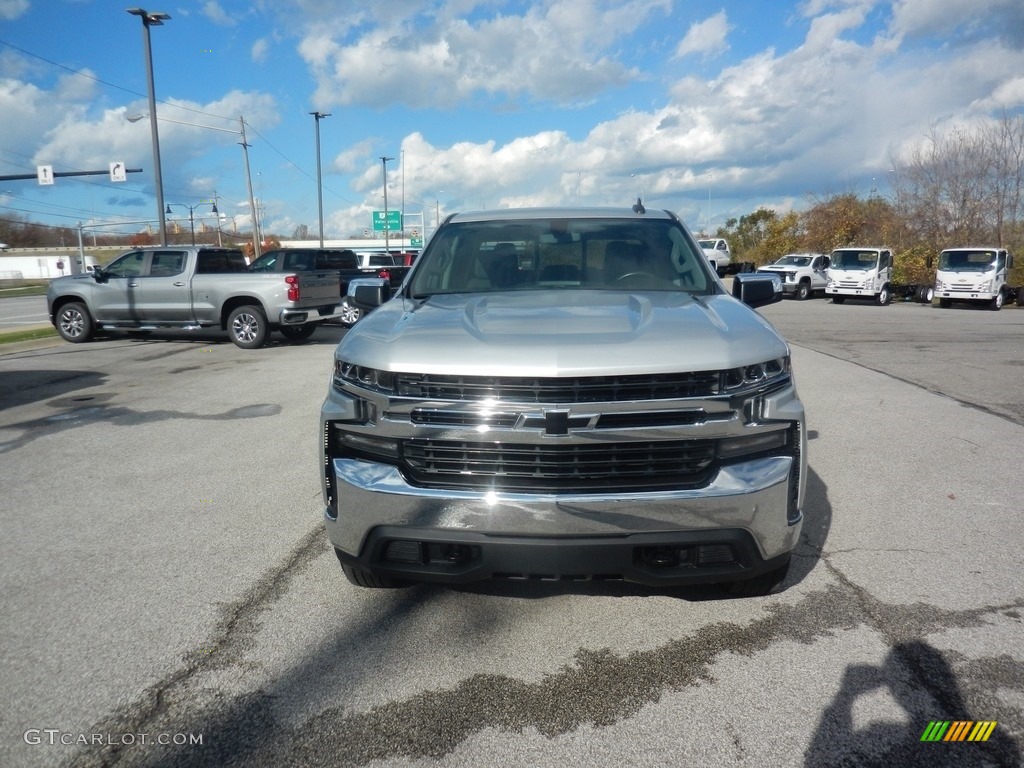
[381,156,394,255]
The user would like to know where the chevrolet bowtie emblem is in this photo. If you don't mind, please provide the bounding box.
[545,411,570,435]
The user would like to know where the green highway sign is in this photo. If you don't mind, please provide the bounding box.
[410,236,423,247]
[371,210,402,232]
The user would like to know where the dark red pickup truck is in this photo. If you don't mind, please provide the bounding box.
[250,248,410,326]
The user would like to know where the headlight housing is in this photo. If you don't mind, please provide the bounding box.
[720,356,791,394]
[334,359,396,393]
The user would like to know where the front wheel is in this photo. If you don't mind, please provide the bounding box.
[795,281,810,300]
[55,302,95,343]
[279,323,317,341]
[227,305,268,349]
[336,550,406,588]
[989,292,1004,311]
[339,300,362,328]
[876,285,891,306]
[728,558,790,597]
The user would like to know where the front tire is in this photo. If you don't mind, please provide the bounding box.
[227,305,268,349]
[55,302,95,343]
[989,292,1004,311]
[876,285,891,306]
[795,281,810,300]
[339,300,362,328]
[728,558,790,597]
[336,550,405,588]
[279,323,317,341]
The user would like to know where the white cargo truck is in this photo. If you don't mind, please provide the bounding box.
[825,247,893,305]
[934,246,1013,311]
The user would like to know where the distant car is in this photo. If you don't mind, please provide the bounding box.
[0,242,10,251]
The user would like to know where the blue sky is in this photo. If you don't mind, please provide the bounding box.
[1,0,1023,243]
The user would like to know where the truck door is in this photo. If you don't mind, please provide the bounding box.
[140,249,192,322]
[92,250,147,322]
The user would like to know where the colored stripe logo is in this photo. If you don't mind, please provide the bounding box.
[920,721,997,742]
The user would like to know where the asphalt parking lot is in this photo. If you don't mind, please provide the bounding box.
[0,296,1022,767]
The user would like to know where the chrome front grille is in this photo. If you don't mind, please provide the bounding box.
[393,372,723,402]
[401,438,716,491]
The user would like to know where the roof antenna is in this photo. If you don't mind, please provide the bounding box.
[632,197,646,214]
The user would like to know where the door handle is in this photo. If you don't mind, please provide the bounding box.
[173,281,186,287]
[127,282,140,287]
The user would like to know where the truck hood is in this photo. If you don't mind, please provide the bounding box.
[337,290,789,376]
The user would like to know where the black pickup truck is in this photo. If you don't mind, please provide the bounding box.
[250,248,409,326]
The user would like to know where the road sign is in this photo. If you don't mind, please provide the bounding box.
[410,236,423,247]
[37,165,54,185]
[109,162,127,182]
[372,210,402,232]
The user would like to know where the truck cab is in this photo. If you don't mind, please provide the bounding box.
[697,238,731,276]
[934,247,1013,311]
[825,247,893,305]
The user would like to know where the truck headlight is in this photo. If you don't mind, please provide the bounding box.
[720,356,791,394]
[334,359,396,393]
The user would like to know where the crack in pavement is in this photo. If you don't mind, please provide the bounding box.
[61,554,1024,767]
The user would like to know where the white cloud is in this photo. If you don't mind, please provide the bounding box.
[203,2,237,27]
[674,11,731,60]
[298,0,668,108]
[251,39,269,64]
[889,0,1024,44]
[0,0,28,21]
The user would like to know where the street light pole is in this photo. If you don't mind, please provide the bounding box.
[381,156,394,255]
[310,112,330,247]
[127,8,171,246]
[239,117,260,260]
[706,173,712,236]
[166,202,218,246]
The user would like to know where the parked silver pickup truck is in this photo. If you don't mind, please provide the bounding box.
[47,246,341,348]
[320,207,805,597]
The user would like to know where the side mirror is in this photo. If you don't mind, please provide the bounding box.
[822,257,830,269]
[732,272,782,308]
[1007,254,1014,269]
[349,277,388,308]
[92,267,108,284]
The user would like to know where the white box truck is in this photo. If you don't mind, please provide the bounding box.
[825,247,894,305]
[934,247,1013,311]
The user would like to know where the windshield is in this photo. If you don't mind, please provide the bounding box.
[408,217,712,298]
[830,251,876,271]
[774,255,811,267]
[938,250,996,272]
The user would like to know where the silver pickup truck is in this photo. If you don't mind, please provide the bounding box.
[321,207,805,596]
[47,246,342,348]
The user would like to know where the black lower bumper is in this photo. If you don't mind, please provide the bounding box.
[337,526,792,588]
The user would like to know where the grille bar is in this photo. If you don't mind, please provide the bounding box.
[395,372,722,402]
[402,438,715,491]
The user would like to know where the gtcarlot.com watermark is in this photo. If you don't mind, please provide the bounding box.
[24,729,203,747]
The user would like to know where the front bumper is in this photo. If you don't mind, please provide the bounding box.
[324,454,801,586]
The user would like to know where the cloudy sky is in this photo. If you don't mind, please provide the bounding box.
[1,0,1023,244]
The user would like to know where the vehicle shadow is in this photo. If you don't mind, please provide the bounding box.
[804,640,1022,766]
[91,324,349,348]
[0,369,108,411]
